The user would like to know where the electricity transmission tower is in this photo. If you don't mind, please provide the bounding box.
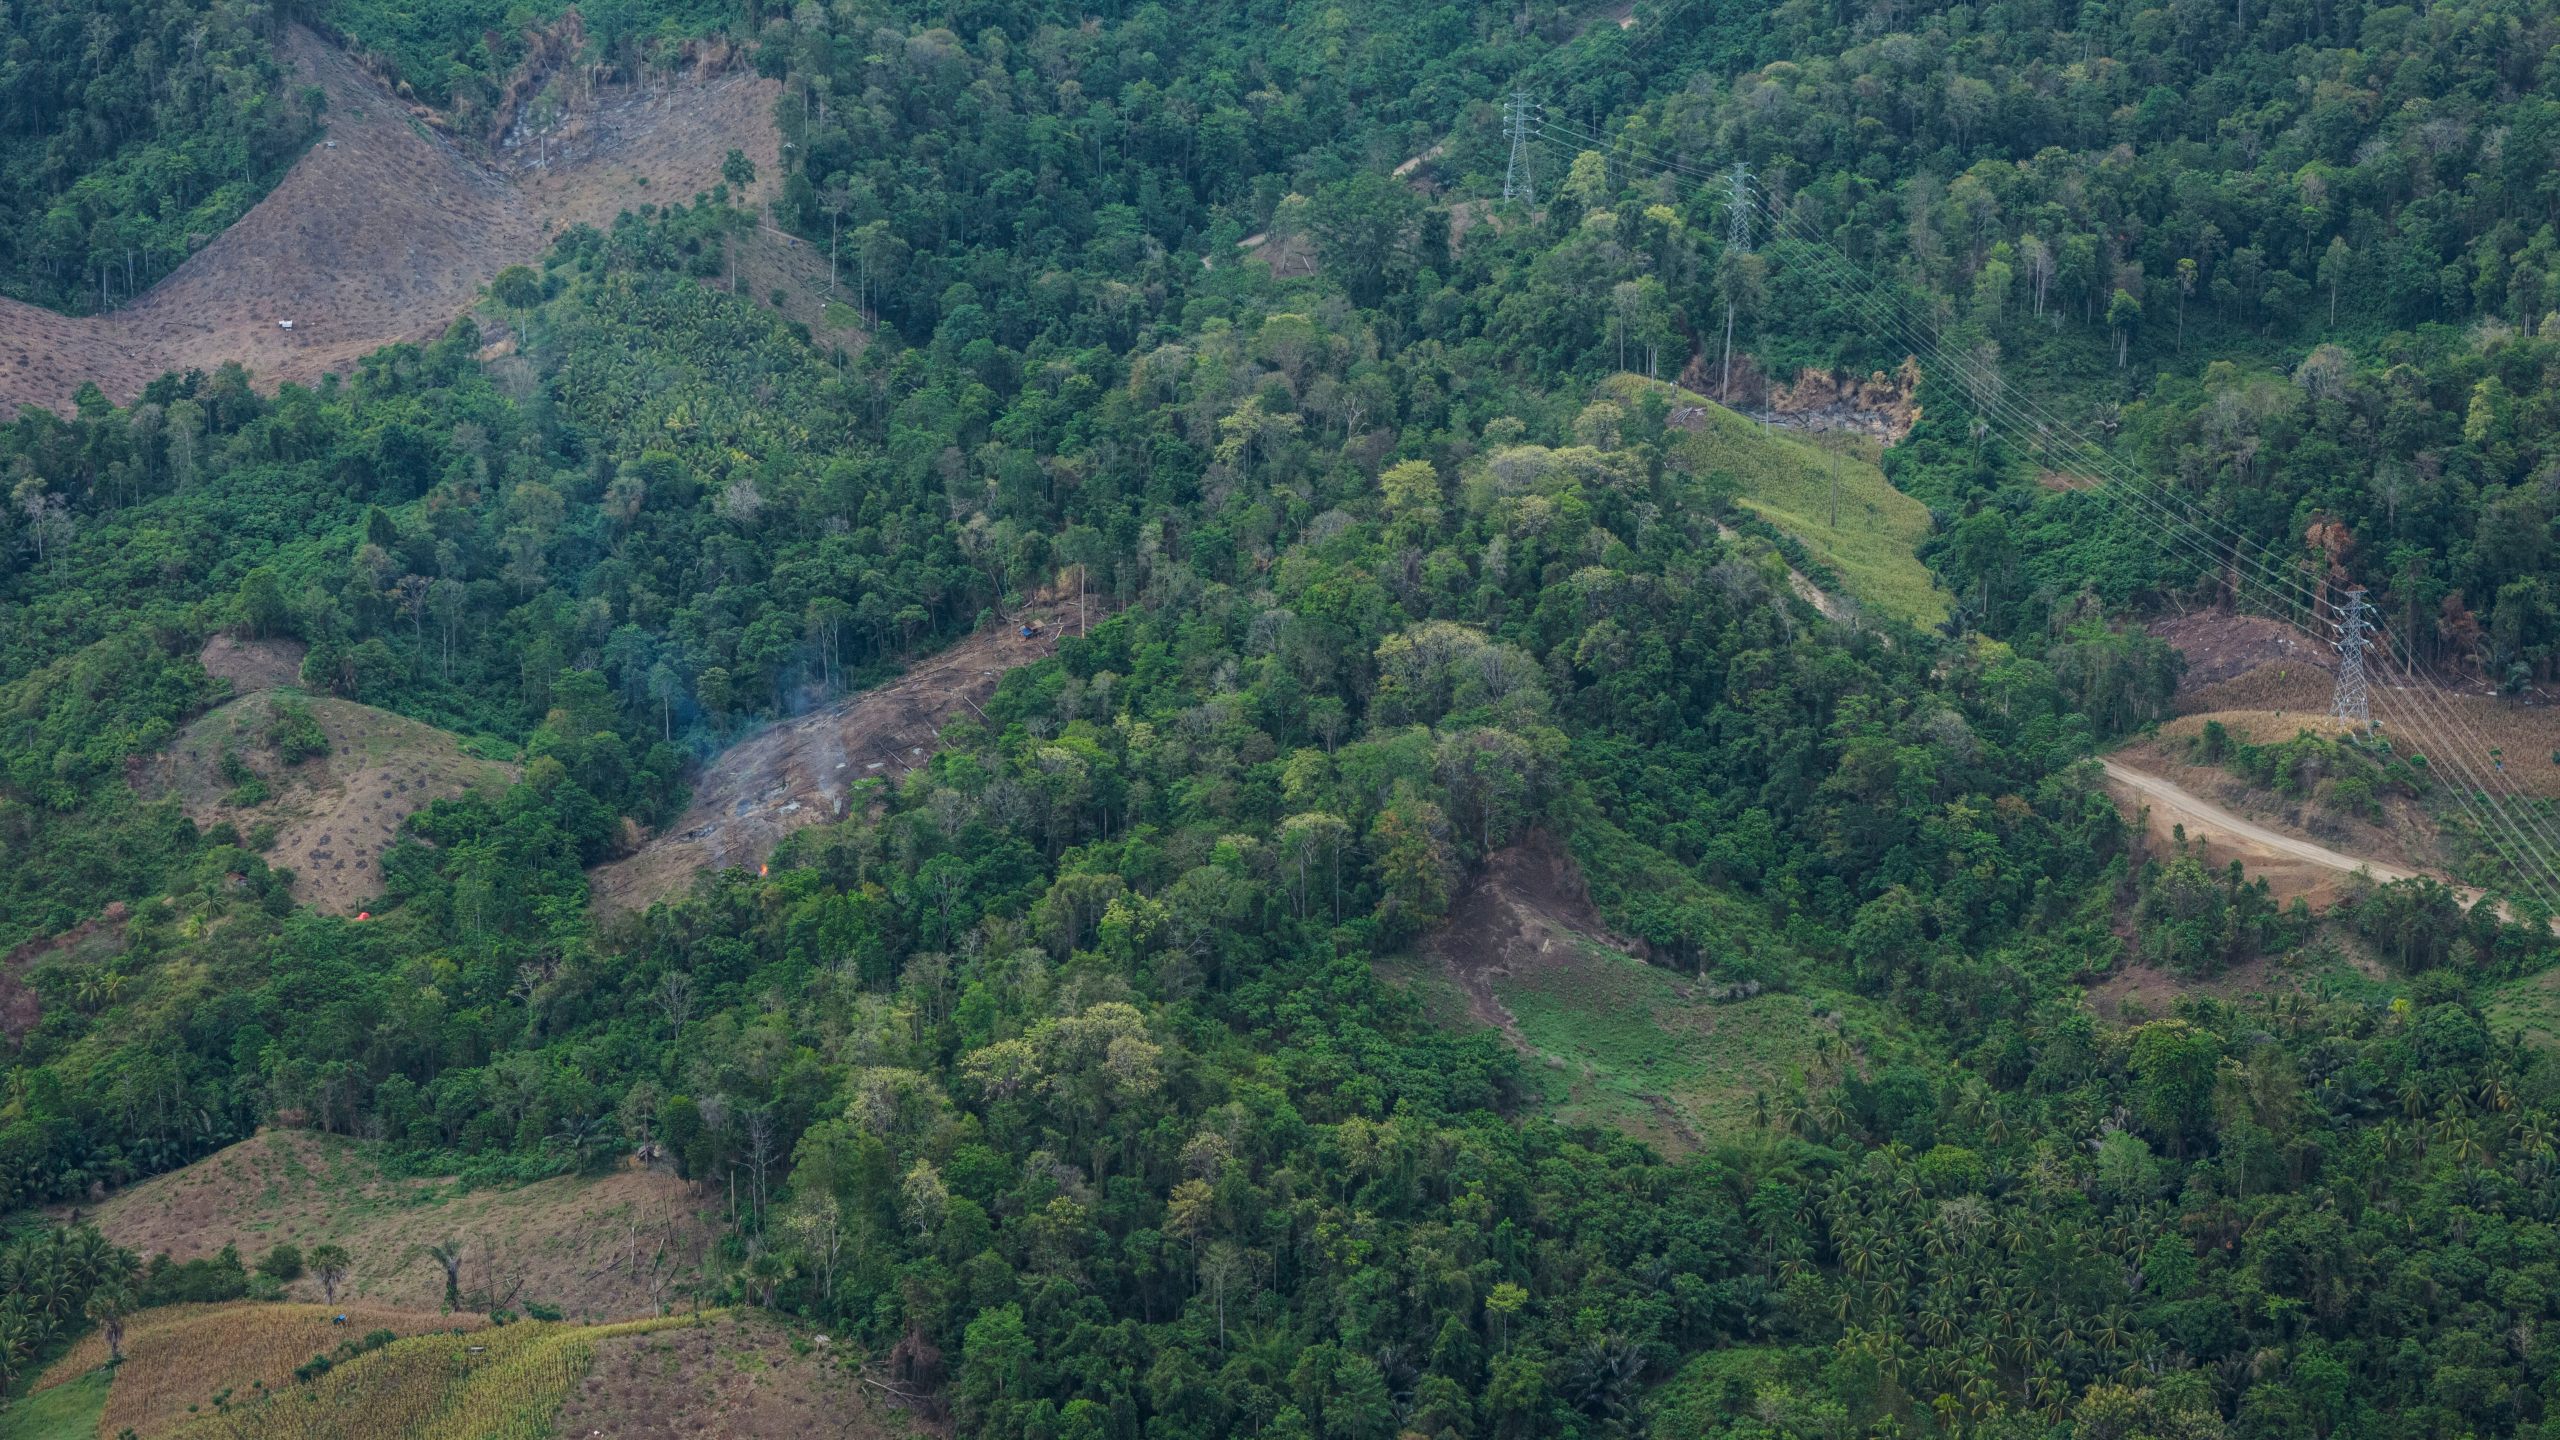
[1722,162,1755,251]
[1503,92,1536,203]
[1719,163,1755,401]
[2330,585,2373,729]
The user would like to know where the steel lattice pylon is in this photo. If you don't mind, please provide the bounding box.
[1503,92,1536,204]
[2331,585,2373,729]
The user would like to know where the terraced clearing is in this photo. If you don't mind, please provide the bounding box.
[1609,376,1951,628]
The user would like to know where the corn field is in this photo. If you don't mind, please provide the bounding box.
[35,1302,480,1439]
[161,1311,720,1440]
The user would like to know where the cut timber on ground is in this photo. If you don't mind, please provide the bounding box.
[590,602,1083,913]
[0,27,780,414]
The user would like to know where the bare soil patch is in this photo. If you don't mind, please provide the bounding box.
[0,28,780,415]
[0,902,127,1043]
[73,1131,713,1321]
[2115,726,2440,875]
[135,691,514,914]
[2103,757,2413,912]
[2150,609,2560,799]
[730,226,870,360]
[2150,610,2326,700]
[2086,952,2290,1023]
[553,1310,918,1440]
[1424,828,1635,1037]
[198,635,308,695]
[590,603,1083,913]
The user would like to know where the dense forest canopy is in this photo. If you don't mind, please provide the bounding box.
[3,0,2560,1437]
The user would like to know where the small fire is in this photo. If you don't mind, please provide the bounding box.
[758,864,769,878]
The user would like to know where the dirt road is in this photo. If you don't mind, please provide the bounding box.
[2101,759,2425,886]
[2099,758,2552,930]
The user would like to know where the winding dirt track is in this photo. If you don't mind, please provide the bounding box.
[2101,759,2426,885]
[2101,758,2550,927]
[0,28,778,414]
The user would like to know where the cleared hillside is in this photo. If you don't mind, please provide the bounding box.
[76,1131,712,1321]
[1609,376,1950,628]
[0,28,778,415]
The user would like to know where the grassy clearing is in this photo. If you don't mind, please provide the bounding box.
[160,1312,714,1440]
[2487,967,2560,1048]
[0,1369,108,1440]
[1497,941,1878,1143]
[1608,376,1949,628]
[1387,937,1895,1150]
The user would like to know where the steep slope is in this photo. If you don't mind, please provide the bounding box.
[590,601,1084,914]
[0,28,777,415]
[76,1131,712,1321]
[1612,377,1951,628]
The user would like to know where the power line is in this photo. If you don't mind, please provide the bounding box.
[1517,111,2560,912]
[2332,587,2373,729]
[1503,92,1537,204]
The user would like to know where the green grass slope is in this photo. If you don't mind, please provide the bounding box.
[1609,376,1950,628]
[0,1368,107,1440]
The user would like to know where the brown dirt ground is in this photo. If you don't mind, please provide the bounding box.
[2151,610,2325,696]
[0,28,780,415]
[71,1130,714,1321]
[2104,756,2409,913]
[2152,610,2560,800]
[197,635,308,695]
[36,1301,480,1438]
[590,602,1085,913]
[2115,727,2442,876]
[134,690,514,914]
[552,1310,921,1440]
[1423,829,1640,1038]
[0,902,128,1044]
[730,226,871,360]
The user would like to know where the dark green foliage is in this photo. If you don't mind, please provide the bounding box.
[265,703,329,766]
[255,1242,303,1282]
[9,0,2560,1436]
[0,0,317,312]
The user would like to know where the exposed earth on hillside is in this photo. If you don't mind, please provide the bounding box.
[2150,610,2326,697]
[0,27,780,415]
[2148,608,2560,799]
[730,225,872,359]
[1424,829,1639,1037]
[71,1130,713,1320]
[591,602,1087,913]
[1394,830,1863,1153]
[2101,757,2428,911]
[137,680,516,915]
[555,1310,918,1440]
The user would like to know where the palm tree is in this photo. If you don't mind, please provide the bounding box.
[85,1283,133,1364]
